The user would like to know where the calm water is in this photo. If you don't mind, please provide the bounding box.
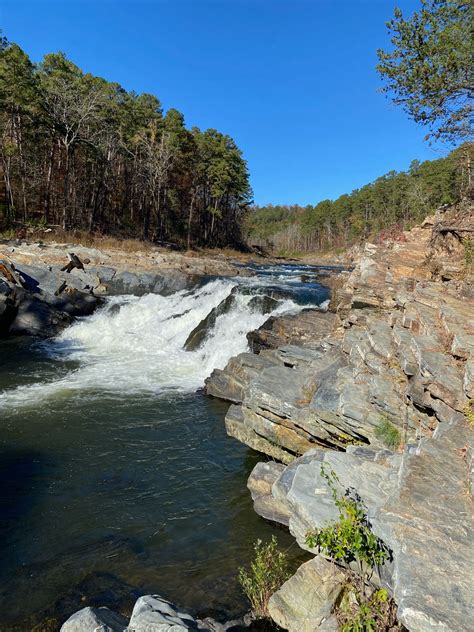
[0,264,333,628]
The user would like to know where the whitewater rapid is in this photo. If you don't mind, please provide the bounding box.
[0,278,309,409]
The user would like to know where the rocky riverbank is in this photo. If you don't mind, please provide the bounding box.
[0,240,253,338]
[206,202,474,630]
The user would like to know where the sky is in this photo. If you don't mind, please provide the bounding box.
[1,0,451,206]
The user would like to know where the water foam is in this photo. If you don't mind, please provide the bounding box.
[0,278,304,409]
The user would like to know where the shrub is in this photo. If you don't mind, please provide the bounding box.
[339,586,400,632]
[374,418,401,451]
[239,535,290,619]
[463,237,474,270]
[305,465,390,571]
[305,466,399,630]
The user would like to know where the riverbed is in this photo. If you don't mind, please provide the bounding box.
[0,263,334,628]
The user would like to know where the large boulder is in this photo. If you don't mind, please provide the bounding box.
[247,309,336,353]
[127,595,200,631]
[0,260,102,337]
[60,606,127,631]
[268,555,346,632]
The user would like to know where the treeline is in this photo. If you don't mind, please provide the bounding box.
[245,144,472,254]
[0,37,252,247]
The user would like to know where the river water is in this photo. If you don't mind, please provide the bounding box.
[0,263,334,628]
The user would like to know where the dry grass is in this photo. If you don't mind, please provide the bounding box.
[38,230,156,253]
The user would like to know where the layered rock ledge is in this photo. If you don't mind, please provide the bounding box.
[206,202,474,631]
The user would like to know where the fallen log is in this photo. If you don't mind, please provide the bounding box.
[0,257,25,286]
[60,252,90,273]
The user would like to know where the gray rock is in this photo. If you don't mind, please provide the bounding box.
[268,555,346,632]
[60,606,127,631]
[184,294,235,351]
[8,288,73,337]
[107,270,193,296]
[252,420,474,632]
[247,461,289,525]
[247,308,335,353]
[205,352,278,404]
[128,595,200,631]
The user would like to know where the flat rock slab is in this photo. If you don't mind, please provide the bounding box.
[247,309,335,353]
[268,555,346,632]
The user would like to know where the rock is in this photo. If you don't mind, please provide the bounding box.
[0,285,17,336]
[252,420,474,632]
[60,606,127,631]
[247,461,290,525]
[268,555,346,632]
[184,294,235,351]
[205,352,279,403]
[7,288,73,337]
[106,270,194,296]
[247,309,336,353]
[128,595,200,631]
[464,360,474,398]
[316,615,339,631]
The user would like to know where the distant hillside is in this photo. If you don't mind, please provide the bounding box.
[245,143,473,255]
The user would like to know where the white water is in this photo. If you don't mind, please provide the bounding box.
[0,279,306,409]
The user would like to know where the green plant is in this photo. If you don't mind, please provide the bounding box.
[463,238,474,270]
[305,465,390,571]
[238,535,290,619]
[464,399,474,424]
[339,587,399,632]
[374,418,401,451]
[305,466,398,629]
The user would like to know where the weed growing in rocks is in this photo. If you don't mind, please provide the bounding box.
[374,418,401,451]
[239,536,290,619]
[305,465,399,630]
[338,584,401,632]
[464,399,474,424]
[305,465,390,571]
[463,237,474,270]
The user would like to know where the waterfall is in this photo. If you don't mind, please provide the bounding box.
[0,278,313,408]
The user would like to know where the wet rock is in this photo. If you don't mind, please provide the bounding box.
[0,284,17,336]
[7,288,73,337]
[60,606,127,631]
[106,269,195,296]
[268,555,346,632]
[184,294,236,351]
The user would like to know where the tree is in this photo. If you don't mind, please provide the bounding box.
[0,38,251,248]
[377,0,473,143]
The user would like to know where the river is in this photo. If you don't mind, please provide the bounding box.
[0,263,334,628]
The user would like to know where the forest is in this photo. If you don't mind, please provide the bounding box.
[0,36,252,248]
[245,143,473,255]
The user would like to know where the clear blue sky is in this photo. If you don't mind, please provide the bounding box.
[1,0,450,205]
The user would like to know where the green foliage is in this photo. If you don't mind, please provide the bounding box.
[238,535,290,619]
[377,0,473,143]
[463,238,474,270]
[374,418,401,451]
[464,400,474,425]
[0,38,251,247]
[305,467,399,629]
[305,465,389,569]
[245,144,472,253]
[340,588,397,632]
